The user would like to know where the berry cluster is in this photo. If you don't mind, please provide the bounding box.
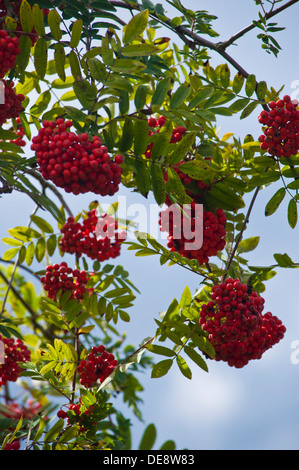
[258,95,299,158]
[145,115,186,159]
[3,440,20,450]
[31,118,123,196]
[159,203,227,265]
[9,117,26,147]
[57,400,98,432]
[199,278,286,368]
[40,262,92,301]
[77,345,118,388]
[59,209,126,262]
[0,30,20,78]
[0,80,24,127]
[0,335,30,386]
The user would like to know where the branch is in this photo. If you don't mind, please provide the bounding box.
[222,185,261,281]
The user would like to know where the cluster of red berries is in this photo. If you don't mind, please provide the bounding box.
[77,345,118,388]
[0,1,49,46]
[40,262,92,301]
[3,440,20,450]
[199,278,286,368]
[0,80,24,127]
[0,30,20,78]
[145,115,186,159]
[159,203,226,265]
[0,335,30,386]
[258,95,299,158]
[31,118,123,196]
[59,209,126,262]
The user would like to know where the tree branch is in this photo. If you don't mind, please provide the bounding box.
[219,0,299,50]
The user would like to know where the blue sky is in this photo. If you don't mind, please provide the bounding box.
[1,0,299,450]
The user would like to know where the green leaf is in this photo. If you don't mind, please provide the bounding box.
[151,358,173,378]
[35,237,46,262]
[160,440,176,450]
[87,58,106,82]
[287,198,298,229]
[219,63,230,88]
[2,247,20,261]
[184,345,208,372]
[169,131,196,165]
[122,43,158,56]
[232,72,244,94]
[25,242,35,266]
[43,419,65,444]
[274,252,294,268]
[70,18,83,48]
[48,8,62,41]
[111,59,146,74]
[176,355,192,379]
[237,236,260,253]
[150,163,166,205]
[119,118,134,152]
[31,215,54,234]
[20,0,33,33]
[15,35,32,73]
[265,188,286,216]
[134,158,151,197]
[47,234,57,256]
[73,79,96,110]
[134,85,149,110]
[139,423,157,451]
[133,119,149,156]
[123,9,149,44]
[69,50,81,79]
[240,101,260,119]
[256,80,267,100]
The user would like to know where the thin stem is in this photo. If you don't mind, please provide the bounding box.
[220,0,299,50]
[222,185,261,281]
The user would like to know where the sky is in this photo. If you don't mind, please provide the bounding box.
[1,0,299,451]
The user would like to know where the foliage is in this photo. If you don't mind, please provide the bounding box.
[0,0,297,451]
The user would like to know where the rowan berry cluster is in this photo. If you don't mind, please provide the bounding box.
[0,335,30,386]
[199,278,286,368]
[145,115,186,159]
[57,399,98,432]
[258,95,299,158]
[165,160,211,206]
[159,203,227,265]
[0,30,20,78]
[0,399,42,420]
[31,118,123,196]
[77,345,118,388]
[59,209,126,262]
[40,262,92,301]
[0,80,24,127]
